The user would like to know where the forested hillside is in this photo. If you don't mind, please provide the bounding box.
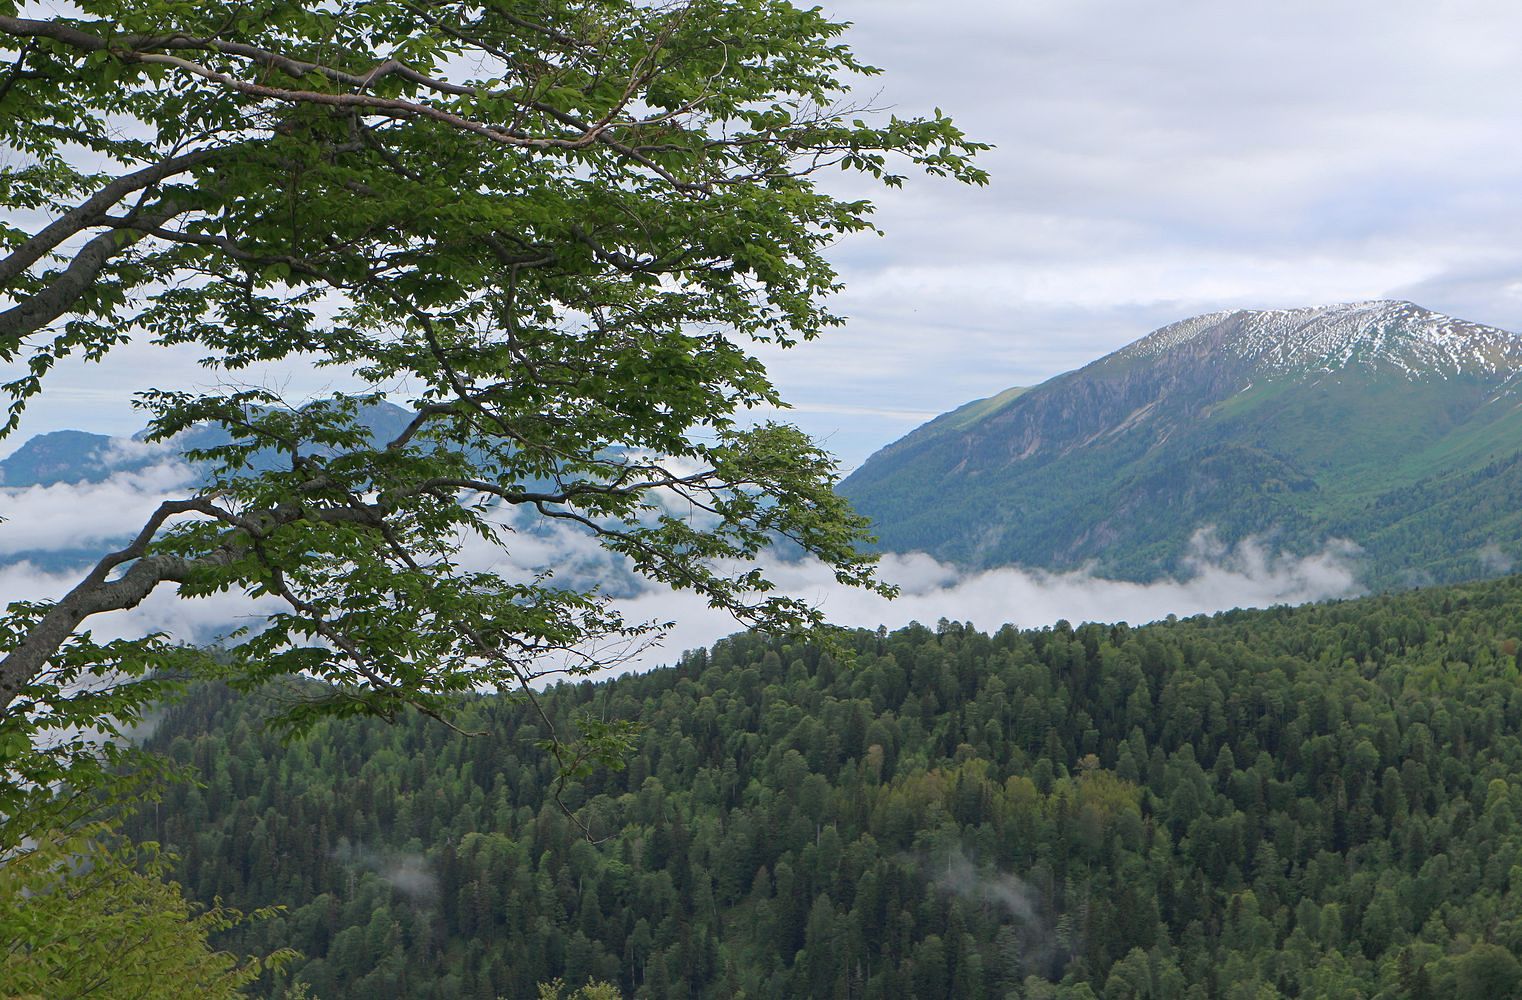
[132,578,1522,998]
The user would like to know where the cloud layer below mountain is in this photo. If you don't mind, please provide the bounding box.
[608,531,1362,674]
[0,462,193,555]
[0,469,1363,676]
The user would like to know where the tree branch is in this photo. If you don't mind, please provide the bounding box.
[0,206,185,355]
[0,16,474,97]
[0,484,394,712]
[0,498,229,710]
[0,146,224,289]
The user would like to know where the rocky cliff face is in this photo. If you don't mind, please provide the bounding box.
[841,302,1522,587]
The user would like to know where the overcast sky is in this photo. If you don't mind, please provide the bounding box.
[8,1,1522,468]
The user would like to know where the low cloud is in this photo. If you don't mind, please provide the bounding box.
[935,849,1041,925]
[0,468,1364,680]
[331,841,439,905]
[99,436,177,469]
[1480,540,1513,575]
[930,847,1073,981]
[611,529,1362,673]
[0,461,195,555]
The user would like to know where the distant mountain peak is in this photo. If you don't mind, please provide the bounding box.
[1116,300,1522,380]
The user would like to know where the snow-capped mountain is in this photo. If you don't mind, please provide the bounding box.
[842,302,1522,588]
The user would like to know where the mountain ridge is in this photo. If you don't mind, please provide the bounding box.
[0,400,416,489]
[1116,299,1522,379]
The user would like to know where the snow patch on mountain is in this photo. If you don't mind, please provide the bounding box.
[1117,300,1522,380]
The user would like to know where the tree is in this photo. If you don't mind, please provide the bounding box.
[0,0,986,840]
[537,980,622,1000]
[0,823,290,998]
[1455,943,1522,1000]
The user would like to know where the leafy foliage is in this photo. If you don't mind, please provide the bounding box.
[538,979,622,1000]
[128,575,1522,997]
[0,823,290,998]
[0,609,199,847]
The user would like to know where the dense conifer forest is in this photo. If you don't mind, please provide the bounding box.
[129,576,1522,999]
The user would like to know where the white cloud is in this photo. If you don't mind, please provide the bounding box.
[607,530,1362,674]
[98,436,176,468]
[0,462,195,554]
[1479,541,1513,576]
[0,467,1364,682]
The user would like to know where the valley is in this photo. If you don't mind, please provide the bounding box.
[128,574,1522,998]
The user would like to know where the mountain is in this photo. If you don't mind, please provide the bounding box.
[0,400,417,489]
[0,429,135,487]
[841,300,1522,588]
[0,402,419,573]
